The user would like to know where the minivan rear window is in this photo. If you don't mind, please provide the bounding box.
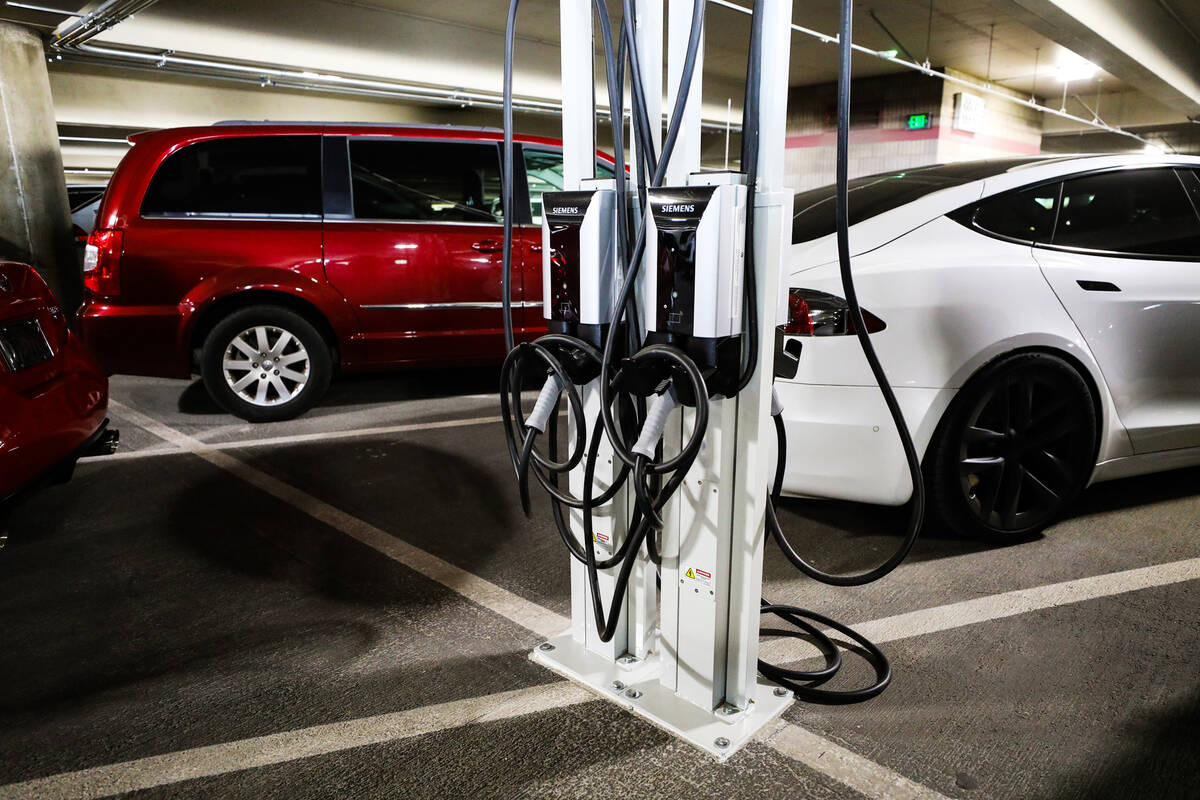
[791,158,1049,244]
[142,135,322,217]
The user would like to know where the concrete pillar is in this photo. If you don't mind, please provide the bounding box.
[0,23,78,311]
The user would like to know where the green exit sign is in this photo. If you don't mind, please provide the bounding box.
[907,113,932,130]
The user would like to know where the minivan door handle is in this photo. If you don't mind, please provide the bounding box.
[1077,280,1121,292]
[471,239,504,253]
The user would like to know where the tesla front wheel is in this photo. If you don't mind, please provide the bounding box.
[929,353,1096,541]
[201,306,332,423]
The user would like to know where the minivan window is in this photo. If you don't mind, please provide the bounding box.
[349,140,503,223]
[965,184,1060,243]
[524,148,615,225]
[1053,169,1200,257]
[142,135,321,217]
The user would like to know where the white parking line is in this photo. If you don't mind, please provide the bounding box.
[84,401,1198,799]
[0,679,959,800]
[107,401,566,639]
[81,414,505,463]
[0,683,592,800]
[765,719,953,800]
[758,556,1200,664]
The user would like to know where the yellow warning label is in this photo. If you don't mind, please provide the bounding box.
[683,566,713,589]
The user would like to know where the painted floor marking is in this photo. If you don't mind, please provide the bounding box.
[81,414,504,463]
[107,401,565,639]
[764,719,954,800]
[64,401,1197,800]
[0,683,591,800]
[758,556,1200,664]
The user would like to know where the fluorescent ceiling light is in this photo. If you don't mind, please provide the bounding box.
[1055,52,1097,83]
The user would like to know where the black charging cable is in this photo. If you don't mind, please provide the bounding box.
[763,0,925,588]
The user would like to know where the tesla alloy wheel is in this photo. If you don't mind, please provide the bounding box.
[930,353,1097,540]
[201,306,332,422]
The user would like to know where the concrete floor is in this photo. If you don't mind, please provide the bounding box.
[2,370,1198,799]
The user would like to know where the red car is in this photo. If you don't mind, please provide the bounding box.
[78,123,614,421]
[1,260,115,533]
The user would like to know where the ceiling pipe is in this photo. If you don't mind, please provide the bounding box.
[52,0,160,48]
[45,0,736,132]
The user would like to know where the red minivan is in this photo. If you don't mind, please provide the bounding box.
[79,123,613,421]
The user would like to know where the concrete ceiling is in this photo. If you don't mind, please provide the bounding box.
[6,0,1198,157]
[71,0,1134,101]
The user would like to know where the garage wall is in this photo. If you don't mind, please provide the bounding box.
[782,70,1044,192]
[934,69,1042,163]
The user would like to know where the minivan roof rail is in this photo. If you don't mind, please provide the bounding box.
[213,120,504,133]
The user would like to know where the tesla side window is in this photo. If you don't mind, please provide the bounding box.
[967,185,1060,243]
[348,140,504,223]
[523,148,615,225]
[141,136,322,217]
[1052,169,1200,257]
[1177,169,1200,213]
[792,158,1050,244]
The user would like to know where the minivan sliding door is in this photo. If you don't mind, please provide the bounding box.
[322,137,518,365]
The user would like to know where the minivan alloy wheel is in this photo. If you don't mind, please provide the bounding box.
[222,325,310,407]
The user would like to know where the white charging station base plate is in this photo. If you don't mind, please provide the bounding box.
[530,631,793,761]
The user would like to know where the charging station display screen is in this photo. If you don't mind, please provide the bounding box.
[544,191,593,324]
[651,187,713,336]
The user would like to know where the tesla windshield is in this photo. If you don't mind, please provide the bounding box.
[791,158,1051,243]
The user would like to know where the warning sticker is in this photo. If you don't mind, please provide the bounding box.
[591,531,612,552]
[683,566,713,588]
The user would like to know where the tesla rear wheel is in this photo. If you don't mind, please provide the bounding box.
[929,353,1096,541]
[201,306,331,423]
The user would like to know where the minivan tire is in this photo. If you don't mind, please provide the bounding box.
[201,306,332,423]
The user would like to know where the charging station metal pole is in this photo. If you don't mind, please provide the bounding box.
[533,0,796,761]
[557,0,651,664]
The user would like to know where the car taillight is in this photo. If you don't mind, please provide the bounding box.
[83,228,122,295]
[783,288,886,336]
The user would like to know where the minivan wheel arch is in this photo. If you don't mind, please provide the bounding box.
[189,291,339,372]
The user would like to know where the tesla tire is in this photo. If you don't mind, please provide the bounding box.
[201,306,332,423]
[929,352,1097,541]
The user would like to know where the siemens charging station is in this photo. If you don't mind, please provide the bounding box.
[500,0,924,760]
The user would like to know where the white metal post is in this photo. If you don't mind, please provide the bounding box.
[625,0,664,662]
[559,0,595,191]
[559,0,633,661]
[724,0,795,711]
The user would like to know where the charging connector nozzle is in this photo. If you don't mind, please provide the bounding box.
[632,386,680,459]
[527,374,566,434]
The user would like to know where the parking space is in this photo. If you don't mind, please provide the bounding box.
[3,374,1197,799]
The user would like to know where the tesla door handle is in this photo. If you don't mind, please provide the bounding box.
[1077,280,1121,292]
[471,239,504,253]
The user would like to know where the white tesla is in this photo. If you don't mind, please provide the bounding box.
[776,154,1200,539]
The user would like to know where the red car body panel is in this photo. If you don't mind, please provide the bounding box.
[0,261,108,501]
[79,124,606,377]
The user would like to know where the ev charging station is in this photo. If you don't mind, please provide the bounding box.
[524,0,797,759]
[501,0,921,761]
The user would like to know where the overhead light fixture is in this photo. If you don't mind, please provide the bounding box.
[1144,142,1165,155]
[1055,52,1097,83]
[880,49,899,59]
